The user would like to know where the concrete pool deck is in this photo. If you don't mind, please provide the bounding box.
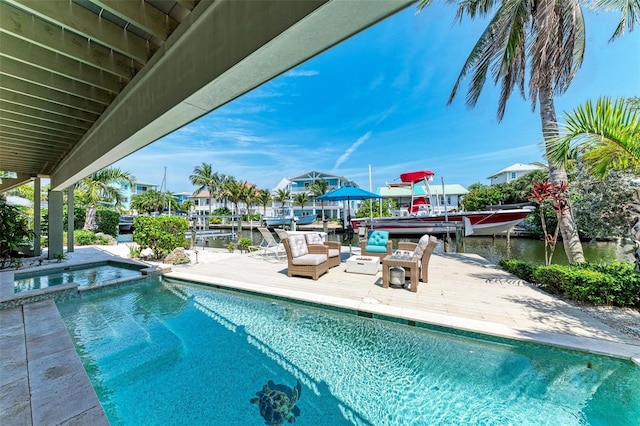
[1,243,639,425]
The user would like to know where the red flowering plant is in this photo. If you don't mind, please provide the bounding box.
[528,181,570,266]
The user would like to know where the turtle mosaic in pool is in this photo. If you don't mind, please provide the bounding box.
[250,380,302,425]
[56,276,640,425]
[13,261,143,293]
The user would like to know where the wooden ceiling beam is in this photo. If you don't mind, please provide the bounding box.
[2,75,106,115]
[90,0,178,40]
[0,102,93,130]
[0,126,77,146]
[0,119,80,141]
[0,33,125,95]
[0,89,99,123]
[0,112,87,136]
[0,58,115,105]
[0,2,138,78]
[4,0,152,63]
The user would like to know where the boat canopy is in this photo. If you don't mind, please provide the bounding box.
[400,170,434,183]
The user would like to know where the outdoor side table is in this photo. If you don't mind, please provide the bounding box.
[345,255,380,275]
[382,254,419,292]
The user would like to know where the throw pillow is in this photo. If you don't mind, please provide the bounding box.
[414,234,431,258]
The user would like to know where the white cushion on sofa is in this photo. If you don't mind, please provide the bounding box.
[288,235,309,258]
[291,254,328,266]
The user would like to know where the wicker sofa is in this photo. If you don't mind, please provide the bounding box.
[304,232,341,268]
[282,235,331,280]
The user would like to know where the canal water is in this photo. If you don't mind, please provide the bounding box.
[204,227,635,265]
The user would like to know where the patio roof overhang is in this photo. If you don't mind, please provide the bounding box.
[0,0,414,192]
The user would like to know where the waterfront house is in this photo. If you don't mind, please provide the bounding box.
[115,181,158,211]
[275,171,355,220]
[487,163,547,185]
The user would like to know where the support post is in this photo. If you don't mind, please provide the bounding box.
[67,186,75,253]
[455,223,465,253]
[48,190,64,259]
[33,178,41,257]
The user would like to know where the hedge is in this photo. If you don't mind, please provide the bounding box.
[499,259,640,307]
[133,216,188,259]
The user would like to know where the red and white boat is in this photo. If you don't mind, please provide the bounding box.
[350,170,534,236]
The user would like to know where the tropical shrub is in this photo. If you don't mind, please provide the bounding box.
[498,259,535,283]
[133,216,188,259]
[64,207,86,230]
[128,244,142,259]
[0,202,35,269]
[532,264,567,295]
[213,207,232,216]
[238,238,253,253]
[95,209,119,236]
[74,230,98,245]
[502,260,640,307]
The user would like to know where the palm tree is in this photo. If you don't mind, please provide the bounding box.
[416,0,638,263]
[547,96,640,269]
[309,179,329,221]
[189,163,218,226]
[224,179,253,237]
[215,173,233,209]
[181,199,195,216]
[130,189,165,214]
[293,192,309,218]
[76,167,134,230]
[256,189,273,217]
[244,185,259,218]
[274,188,291,214]
[547,97,640,178]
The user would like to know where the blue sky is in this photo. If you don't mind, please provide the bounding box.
[114,3,640,194]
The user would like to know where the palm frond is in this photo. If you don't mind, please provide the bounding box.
[591,0,640,40]
[547,97,640,179]
[528,0,585,105]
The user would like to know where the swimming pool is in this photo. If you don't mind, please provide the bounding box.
[14,261,143,293]
[56,276,640,425]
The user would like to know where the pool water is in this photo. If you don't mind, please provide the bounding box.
[56,277,640,425]
[14,263,143,293]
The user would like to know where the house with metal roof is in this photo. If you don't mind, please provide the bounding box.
[487,163,547,185]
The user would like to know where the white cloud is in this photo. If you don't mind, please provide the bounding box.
[285,69,319,77]
[333,131,371,170]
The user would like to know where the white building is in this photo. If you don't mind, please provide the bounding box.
[487,163,547,185]
[275,171,354,220]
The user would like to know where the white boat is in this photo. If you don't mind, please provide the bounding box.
[263,214,317,227]
[350,170,534,236]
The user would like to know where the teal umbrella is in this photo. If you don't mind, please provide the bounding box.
[315,185,383,202]
[317,185,382,252]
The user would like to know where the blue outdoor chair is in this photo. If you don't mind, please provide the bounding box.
[359,230,392,260]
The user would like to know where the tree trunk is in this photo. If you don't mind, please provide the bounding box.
[84,206,97,231]
[538,81,585,263]
[631,189,640,271]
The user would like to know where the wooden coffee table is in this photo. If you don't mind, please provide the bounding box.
[382,254,419,292]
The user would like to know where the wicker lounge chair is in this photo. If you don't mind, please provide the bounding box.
[304,232,341,268]
[396,234,438,283]
[282,235,331,280]
[359,230,392,260]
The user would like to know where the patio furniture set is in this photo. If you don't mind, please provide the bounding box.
[274,227,438,291]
